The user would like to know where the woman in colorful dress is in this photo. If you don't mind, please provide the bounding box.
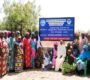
[14,35,23,72]
[0,32,9,76]
[23,32,32,69]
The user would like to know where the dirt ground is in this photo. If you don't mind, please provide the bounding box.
[0,70,90,80]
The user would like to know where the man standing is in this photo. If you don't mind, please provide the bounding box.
[55,40,66,71]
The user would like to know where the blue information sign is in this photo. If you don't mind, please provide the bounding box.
[39,17,74,41]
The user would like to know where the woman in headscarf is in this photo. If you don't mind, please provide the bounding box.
[73,43,80,58]
[52,42,58,68]
[79,33,88,53]
[14,35,23,72]
[87,43,90,60]
[76,45,89,71]
[7,32,15,72]
[0,32,9,76]
[23,32,32,69]
[67,45,75,65]
[55,40,66,71]
[31,32,36,68]
[3,32,8,43]
[35,31,43,68]
[79,33,84,53]
[67,43,80,65]
[86,43,90,73]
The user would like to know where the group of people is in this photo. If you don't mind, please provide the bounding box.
[66,34,90,72]
[42,33,90,74]
[0,31,43,73]
[0,31,90,75]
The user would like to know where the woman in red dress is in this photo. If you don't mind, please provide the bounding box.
[23,32,32,68]
[0,32,9,76]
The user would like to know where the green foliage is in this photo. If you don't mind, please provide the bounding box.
[62,62,76,74]
[0,22,6,30]
[3,0,40,35]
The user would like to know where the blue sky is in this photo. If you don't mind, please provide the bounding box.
[0,0,90,32]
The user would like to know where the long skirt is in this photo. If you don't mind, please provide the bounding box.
[52,57,56,68]
[14,44,23,72]
[35,47,43,68]
[0,47,8,76]
[8,50,15,71]
[24,47,32,68]
[31,48,36,68]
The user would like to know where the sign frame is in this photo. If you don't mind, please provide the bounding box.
[39,17,75,41]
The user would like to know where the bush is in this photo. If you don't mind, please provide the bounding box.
[62,62,76,74]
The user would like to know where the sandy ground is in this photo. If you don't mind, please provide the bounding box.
[0,70,90,80]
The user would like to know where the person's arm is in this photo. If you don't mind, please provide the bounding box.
[70,54,76,61]
[76,57,80,61]
[76,51,83,62]
[38,36,42,47]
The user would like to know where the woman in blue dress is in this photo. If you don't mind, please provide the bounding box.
[31,33,36,68]
[76,45,90,71]
[7,32,15,72]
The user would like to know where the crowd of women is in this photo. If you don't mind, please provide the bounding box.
[0,31,90,75]
[0,31,43,73]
